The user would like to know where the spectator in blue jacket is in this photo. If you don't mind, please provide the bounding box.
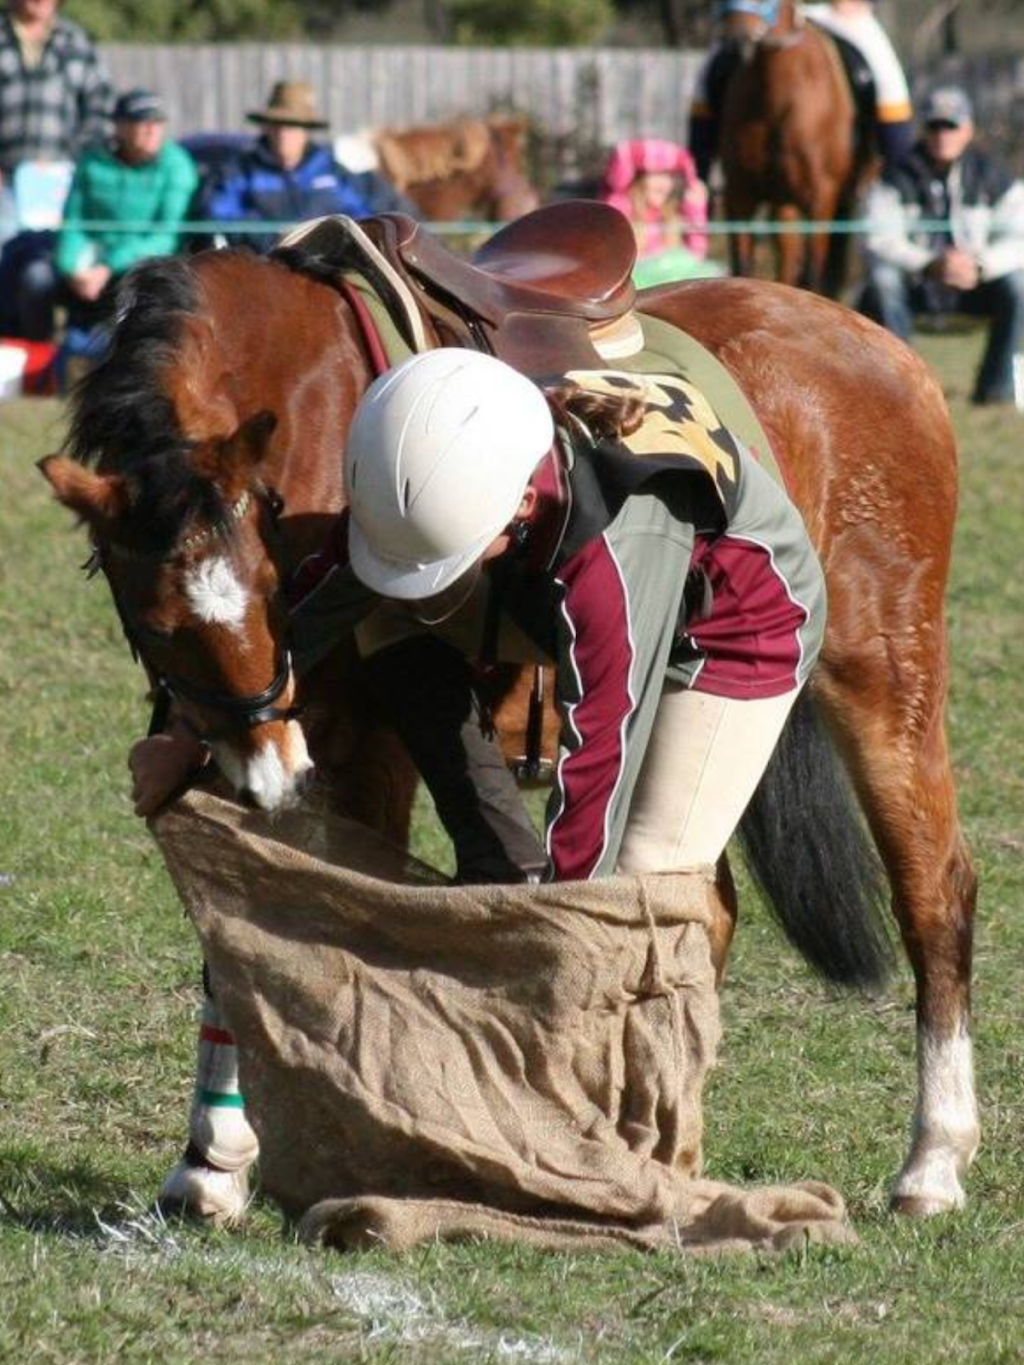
[200,81,416,252]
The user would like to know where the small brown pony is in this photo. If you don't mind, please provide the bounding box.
[40,243,977,1222]
[373,116,539,223]
[719,0,866,294]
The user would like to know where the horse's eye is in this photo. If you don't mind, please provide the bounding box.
[136,611,177,641]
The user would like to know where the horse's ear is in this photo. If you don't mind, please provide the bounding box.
[37,455,129,529]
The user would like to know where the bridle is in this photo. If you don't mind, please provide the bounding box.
[88,485,302,742]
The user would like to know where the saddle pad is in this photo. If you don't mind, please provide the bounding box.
[630,311,782,483]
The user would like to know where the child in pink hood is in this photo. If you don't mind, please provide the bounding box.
[601,138,709,259]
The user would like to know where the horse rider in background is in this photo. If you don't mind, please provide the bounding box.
[859,86,1024,408]
[688,0,914,184]
[198,81,417,254]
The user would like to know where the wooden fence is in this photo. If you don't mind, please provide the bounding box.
[100,44,1024,180]
[102,45,701,147]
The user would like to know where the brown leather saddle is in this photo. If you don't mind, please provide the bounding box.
[355,200,639,376]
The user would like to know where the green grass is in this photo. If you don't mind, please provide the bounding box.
[1,332,1023,1364]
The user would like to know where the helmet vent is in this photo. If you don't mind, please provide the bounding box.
[400,477,412,512]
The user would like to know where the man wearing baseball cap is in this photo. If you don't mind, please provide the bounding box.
[860,84,1024,406]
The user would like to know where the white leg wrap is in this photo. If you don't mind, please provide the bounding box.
[159,996,259,1223]
[891,1025,980,1216]
[186,997,260,1171]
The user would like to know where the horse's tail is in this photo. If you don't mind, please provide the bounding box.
[737,689,893,990]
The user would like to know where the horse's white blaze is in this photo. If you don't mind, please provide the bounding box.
[212,719,313,812]
[184,555,249,632]
[894,1025,979,1211]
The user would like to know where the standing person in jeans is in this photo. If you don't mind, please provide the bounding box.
[859,86,1024,407]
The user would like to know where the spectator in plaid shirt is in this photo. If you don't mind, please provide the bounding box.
[0,0,111,183]
[0,0,110,338]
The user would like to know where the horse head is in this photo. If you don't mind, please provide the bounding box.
[718,0,797,55]
[40,410,315,812]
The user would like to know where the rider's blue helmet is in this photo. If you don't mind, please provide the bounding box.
[714,1,782,22]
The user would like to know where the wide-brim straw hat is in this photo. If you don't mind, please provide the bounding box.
[247,81,329,130]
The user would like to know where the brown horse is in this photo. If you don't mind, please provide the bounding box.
[40,244,977,1221]
[719,0,865,294]
[372,116,539,223]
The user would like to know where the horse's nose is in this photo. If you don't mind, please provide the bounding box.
[295,763,315,798]
[238,786,259,809]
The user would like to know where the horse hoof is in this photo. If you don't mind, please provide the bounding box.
[890,1134,974,1217]
[157,1159,253,1225]
[889,1162,967,1217]
[889,1191,962,1218]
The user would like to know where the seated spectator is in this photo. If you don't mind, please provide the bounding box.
[200,81,418,253]
[27,89,196,350]
[10,87,196,344]
[601,139,717,286]
[859,86,1024,407]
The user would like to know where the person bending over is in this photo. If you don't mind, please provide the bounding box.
[130,350,826,886]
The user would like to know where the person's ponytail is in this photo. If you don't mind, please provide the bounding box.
[543,379,646,442]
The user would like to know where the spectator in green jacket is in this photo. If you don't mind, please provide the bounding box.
[17,87,197,339]
[55,87,197,321]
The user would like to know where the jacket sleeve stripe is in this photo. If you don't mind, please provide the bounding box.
[546,534,637,880]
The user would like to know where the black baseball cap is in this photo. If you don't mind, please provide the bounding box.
[113,89,168,123]
[921,87,973,129]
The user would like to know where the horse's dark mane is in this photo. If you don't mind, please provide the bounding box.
[67,254,236,553]
[68,253,198,472]
[66,247,342,555]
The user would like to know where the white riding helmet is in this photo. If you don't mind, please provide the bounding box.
[346,349,555,601]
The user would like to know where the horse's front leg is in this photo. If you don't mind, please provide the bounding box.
[724,185,759,278]
[804,184,844,296]
[815,656,979,1215]
[158,971,259,1223]
[771,204,806,288]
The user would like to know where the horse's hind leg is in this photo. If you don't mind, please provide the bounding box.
[814,650,979,1214]
[710,854,739,986]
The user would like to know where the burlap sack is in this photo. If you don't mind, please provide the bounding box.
[152,789,855,1256]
